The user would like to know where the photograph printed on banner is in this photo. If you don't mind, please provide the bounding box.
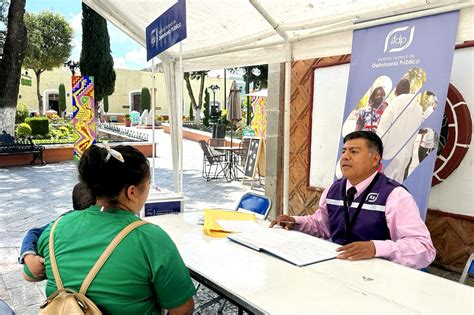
[339,67,430,183]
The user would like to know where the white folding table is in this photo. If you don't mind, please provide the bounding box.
[145,212,473,315]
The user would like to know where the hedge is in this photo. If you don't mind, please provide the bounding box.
[25,117,49,136]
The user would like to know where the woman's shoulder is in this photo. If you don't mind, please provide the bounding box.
[134,220,173,242]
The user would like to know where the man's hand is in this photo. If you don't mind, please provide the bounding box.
[336,241,375,260]
[24,254,45,279]
[269,215,296,230]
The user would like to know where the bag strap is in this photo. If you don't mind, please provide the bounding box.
[79,220,148,295]
[48,216,65,291]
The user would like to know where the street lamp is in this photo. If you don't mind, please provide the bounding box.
[208,84,220,123]
[208,84,220,108]
[64,60,80,76]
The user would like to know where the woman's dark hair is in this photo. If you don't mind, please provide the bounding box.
[395,78,411,96]
[369,86,385,103]
[78,145,150,204]
[344,131,383,158]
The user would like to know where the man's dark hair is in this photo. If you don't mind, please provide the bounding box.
[343,131,383,158]
[78,145,150,207]
[395,78,410,96]
[72,182,95,210]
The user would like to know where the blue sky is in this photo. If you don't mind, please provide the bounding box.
[26,0,148,70]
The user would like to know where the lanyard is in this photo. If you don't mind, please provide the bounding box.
[342,173,380,244]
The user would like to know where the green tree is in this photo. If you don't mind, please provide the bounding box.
[141,87,151,112]
[203,89,210,127]
[103,95,109,113]
[184,70,208,125]
[230,65,268,125]
[0,0,26,136]
[23,11,72,115]
[58,83,66,116]
[0,0,9,59]
[189,103,194,121]
[80,3,116,119]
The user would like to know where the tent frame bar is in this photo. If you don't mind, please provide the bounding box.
[177,2,472,63]
[249,0,291,215]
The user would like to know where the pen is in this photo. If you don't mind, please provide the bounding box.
[268,218,300,225]
[278,220,300,225]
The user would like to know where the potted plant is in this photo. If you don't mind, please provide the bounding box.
[124,113,131,127]
[155,115,163,126]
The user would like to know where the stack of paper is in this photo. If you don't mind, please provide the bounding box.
[227,226,338,267]
[203,209,256,237]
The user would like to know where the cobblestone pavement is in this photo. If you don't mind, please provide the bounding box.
[0,130,471,314]
[0,129,247,314]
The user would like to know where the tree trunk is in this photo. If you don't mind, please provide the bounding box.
[197,71,206,110]
[184,72,197,111]
[194,108,201,125]
[0,0,27,135]
[245,68,251,125]
[34,69,44,115]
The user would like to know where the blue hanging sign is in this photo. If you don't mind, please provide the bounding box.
[146,0,187,61]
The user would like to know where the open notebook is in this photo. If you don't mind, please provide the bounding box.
[217,220,338,267]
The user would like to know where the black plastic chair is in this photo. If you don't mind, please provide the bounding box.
[236,137,251,167]
[198,140,229,181]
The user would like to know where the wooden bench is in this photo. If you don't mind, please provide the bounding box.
[0,131,46,165]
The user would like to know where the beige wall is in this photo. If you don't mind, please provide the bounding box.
[18,66,232,117]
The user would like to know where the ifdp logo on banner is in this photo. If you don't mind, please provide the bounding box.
[384,26,415,53]
[72,76,96,160]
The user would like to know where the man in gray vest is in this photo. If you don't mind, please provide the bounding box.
[270,131,435,269]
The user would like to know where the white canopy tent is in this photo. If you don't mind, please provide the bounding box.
[83,0,474,213]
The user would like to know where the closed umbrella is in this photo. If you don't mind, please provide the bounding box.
[227,81,242,147]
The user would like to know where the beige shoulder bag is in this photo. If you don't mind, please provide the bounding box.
[39,216,148,315]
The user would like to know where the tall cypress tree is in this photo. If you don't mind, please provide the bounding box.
[79,3,115,114]
[58,83,66,116]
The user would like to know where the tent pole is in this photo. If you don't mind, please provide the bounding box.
[178,42,184,193]
[250,0,291,214]
[224,70,227,109]
[283,58,291,215]
[151,58,156,187]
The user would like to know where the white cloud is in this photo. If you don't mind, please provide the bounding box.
[69,12,82,61]
[125,48,147,67]
[66,12,147,70]
[113,57,128,70]
[108,23,135,45]
[70,12,82,33]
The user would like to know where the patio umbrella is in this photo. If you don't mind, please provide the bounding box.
[227,81,242,147]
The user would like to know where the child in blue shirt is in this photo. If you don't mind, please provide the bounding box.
[19,182,95,279]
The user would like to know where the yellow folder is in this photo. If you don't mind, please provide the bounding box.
[203,208,256,237]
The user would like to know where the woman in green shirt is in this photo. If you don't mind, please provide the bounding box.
[23,144,195,314]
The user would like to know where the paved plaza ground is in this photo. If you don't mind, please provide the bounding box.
[0,129,471,314]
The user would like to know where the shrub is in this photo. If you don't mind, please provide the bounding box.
[26,117,49,136]
[141,87,151,112]
[16,123,32,138]
[15,104,30,124]
[189,104,194,120]
[203,89,210,127]
[58,83,66,115]
[59,126,69,134]
[103,95,109,113]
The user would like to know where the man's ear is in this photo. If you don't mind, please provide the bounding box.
[372,152,382,167]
